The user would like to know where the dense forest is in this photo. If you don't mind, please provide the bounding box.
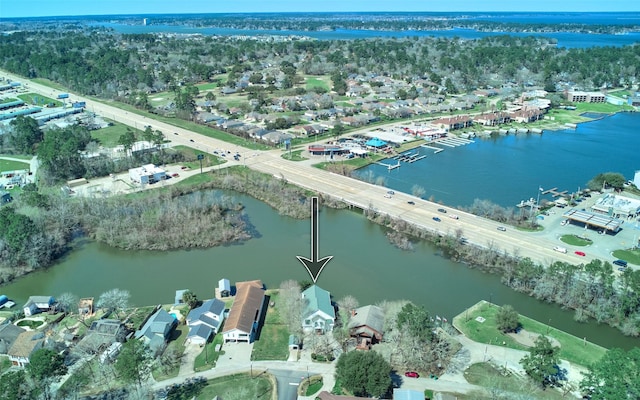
[0,27,638,102]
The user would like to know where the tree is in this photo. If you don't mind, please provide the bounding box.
[520,335,561,388]
[587,172,626,191]
[181,290,198,309]
[19,183,49,209]
[26,348,67,400]
[580,347,640,399]
[496,304,520,333]
[57,292,79,315]
[411,184,426,199]
[96,288,130,318]
[278,280,304,335]
[118,129,136,157]
[114,339,152,389]
[396,303,434,343]
[8,115,43,154]
[335,350,392,398]
[0,370,32,400]
[331,123,345,139]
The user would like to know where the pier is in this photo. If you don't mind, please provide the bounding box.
[421,144,444,154]
[376,161,401,170]
[541,187,570,198]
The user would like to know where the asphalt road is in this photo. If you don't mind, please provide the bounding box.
[1,69,604,268]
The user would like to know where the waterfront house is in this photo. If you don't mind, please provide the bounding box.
[222,280,265,343]
[302,285,335,334]
[218,279,231,298]
[134,308,177,354]
[0,323,25,354]
[186,298,226,345]
[474,112,511,127]
[8,331,44,367]
[23,295,55,316]
[432,115,473,132]
[348,305,385,349]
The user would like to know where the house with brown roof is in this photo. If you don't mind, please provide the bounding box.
[0,323,25,354]
[432,115,473,131]
[8,330,44,367]
[348,305,385,350]
[222,280,265,343]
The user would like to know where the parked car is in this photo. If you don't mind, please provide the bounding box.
[387,190,395,195]
[384,194,392,198]
[613,259,628,267]
[449,214,459,220]
[404,371,419,378]
[437,208,447,213]
[497,226,506,231]
[553,246,567,254]
[575,251,586,257]
[407,201,415,205]
[432,217,441,222]
[560,220,569,226]
[171,173,179,178]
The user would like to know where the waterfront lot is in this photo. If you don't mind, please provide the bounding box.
[454,301,606,367]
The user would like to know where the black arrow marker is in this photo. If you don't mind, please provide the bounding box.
[297,197,333,283]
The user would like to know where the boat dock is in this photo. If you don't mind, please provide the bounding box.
[376,161,401,170]
[420,144,444,154]
[541,187,570,198]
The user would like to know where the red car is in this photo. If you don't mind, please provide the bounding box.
[171,173,179,178]
[404,371,419,378]
[575,251,586,257]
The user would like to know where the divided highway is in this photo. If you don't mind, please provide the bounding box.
[2,70,586,267]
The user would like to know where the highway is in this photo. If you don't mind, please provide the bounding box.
[2,70,589,267]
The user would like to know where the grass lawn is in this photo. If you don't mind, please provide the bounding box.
[125,306,158,330]
[17,93,62,107]
[196,82,219,91]
[153,324,189,381]
[0,158,30,173]
[0,153,32,161]
[462,362,569,400]
[197,374,272,400]
[31,77,68,91]
[251,292,290,361]
[453,301,606,367]
[305,76,331,91]
[560,234,592,246]
[612,248,640,265]
[93,99,269,150]
[173,146,226,170]
[302,376,323,396]
[281,149,307,161]
[91,120,144,148]
[194,334,225,372]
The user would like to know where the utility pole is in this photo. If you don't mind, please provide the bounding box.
[197,154,204,174]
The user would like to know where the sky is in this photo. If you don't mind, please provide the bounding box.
[0,0,638,18]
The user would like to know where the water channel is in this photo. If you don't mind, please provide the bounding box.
[2,191,638,350]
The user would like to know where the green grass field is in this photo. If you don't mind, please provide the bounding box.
[305,76,331,91]
[560,234,592,247]
[197,374,272,400]
[462,362,569,399]
[0,158,30,173]
[93,99,269,150]
[196,82,219,91]
[281,149,308,161]
[454,301,607,367]
[194,333,225,372]
[612,248,640,265]
[250,292,290,361]
[153,324,189,380]
[91,121,144,147]
[17,93,62,107]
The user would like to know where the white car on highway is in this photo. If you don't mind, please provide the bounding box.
[553,246,567,253]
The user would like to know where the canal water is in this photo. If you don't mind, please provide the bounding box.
[2,190,639,350]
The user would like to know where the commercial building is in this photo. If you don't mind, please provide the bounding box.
[128,164,166,184]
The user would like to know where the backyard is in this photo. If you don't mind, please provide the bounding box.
[250,292,290,361]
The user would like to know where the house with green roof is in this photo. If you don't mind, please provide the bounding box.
[302,285,335,334]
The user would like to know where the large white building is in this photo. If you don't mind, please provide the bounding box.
[128,164,165,184]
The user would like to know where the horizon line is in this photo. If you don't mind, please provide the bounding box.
[3,10,640,20]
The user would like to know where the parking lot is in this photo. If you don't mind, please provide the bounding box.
[533,193,640,268]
